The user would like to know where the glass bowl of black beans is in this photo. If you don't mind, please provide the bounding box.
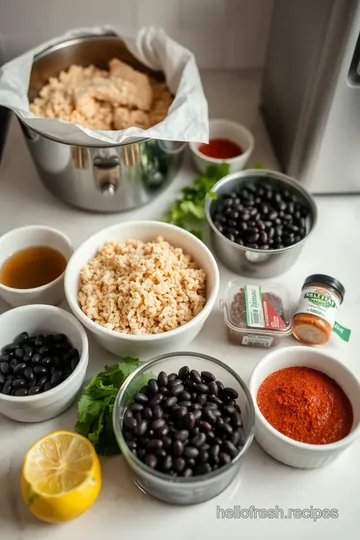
[0,304,88,422]
[205,169,317,278]
[113,352,255,505]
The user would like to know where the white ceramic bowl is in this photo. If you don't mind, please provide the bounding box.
[0,305,88,422]
[249,346,360,469]
[0,226,73,307]
[189,119,254,174]
[64,221,220,358]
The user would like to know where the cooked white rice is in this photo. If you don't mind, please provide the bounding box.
[78,237,207,334]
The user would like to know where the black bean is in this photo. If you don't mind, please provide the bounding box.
[168,373,177,382]
[204,402,218,411]
[149,393,163,407]
[2,381,12,395]
[158,426,170,438]
[193,463,211,475]
[28,386,41,396]
[151,418,166,431]
[163,436,172,449]
[0,373,5,385]
[173,440,183,456]
[172,384,184,397]
[143,407,153,421]
[162,456,173,471]
[168,379,182,390]
[219,452,231,465]
[174,430,189,442]
[71,357,79,371]
[193,409,202,422]
[1,343,17,354]
[14,348,24,359]
[41,357,53,368]
[203,409,216,423]
[0,362,9,376]
[173,457,186,473]
[178,400,192,408]
[134,420,148,436]
[159,387,170,396]
[9,359,17,371]
[195,383,209,394]
[0,354,10,363]
[232,412,243,428]
[129,403,144,413]
[223,387,239,399]
[145,455,157,469]
[137,448,146,461]
[183,412,195,430]
[197,393,207,405]
[183,446,199,458]
[13,362,26,375]
[147,439,163,452]
[208,381,218,396]
[14,388,29,397]
[33,365,47,376]
[181,468,193,478]
[124,411,136,429]
[164,396,177,409]
[37,376,48,388]
[31,354,42,365]
[190,369,202,384]
[38,346,50,355]
[185,380,197,391]
[50,370,63,386]
[13,378,27,389]
[180,391,191,401]
[147,378,159,395]
[134,392,149,404]
[13,332,28,346]
[223,440,239,457]
[191,433,206,447]
[44,382,52,392]
[232,429,245,446]
[209,444,220,461]
[177,406,188,419]
[157,371,167,389]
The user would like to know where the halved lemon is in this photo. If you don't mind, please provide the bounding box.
[21,430,101,523]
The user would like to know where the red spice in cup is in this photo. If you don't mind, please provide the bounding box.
[257,366,353,444]
[198,138,243,160]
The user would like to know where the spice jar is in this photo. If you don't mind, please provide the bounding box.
[293,274,345,345]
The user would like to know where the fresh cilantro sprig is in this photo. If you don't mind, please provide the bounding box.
[162,163,230,239]
[75,357,151,456]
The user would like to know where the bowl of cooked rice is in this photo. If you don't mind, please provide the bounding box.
[64,221,219,358]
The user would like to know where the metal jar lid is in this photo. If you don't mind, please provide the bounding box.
[303,274,345,303]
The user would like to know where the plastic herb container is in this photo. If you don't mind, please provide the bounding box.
[221,281,293,348]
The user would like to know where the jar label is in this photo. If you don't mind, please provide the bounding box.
[242,335,274,347]
[295,286,340,327]
[244,285,286,330]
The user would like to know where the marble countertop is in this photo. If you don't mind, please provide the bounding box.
[0,70,359,540]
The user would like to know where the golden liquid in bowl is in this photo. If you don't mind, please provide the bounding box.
[0,246,67,289]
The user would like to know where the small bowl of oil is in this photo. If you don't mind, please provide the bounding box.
[0,226,73,307]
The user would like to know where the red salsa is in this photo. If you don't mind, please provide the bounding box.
[198,138,243,159]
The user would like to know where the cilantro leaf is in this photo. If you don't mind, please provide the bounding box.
[74,357,148,456]
[161,163,230,239]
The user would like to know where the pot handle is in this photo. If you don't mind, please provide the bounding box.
[93,151,121,196]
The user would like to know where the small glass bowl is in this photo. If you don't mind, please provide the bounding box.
[113,352,255,505]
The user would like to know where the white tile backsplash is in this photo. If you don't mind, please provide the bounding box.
[1,0,273,68]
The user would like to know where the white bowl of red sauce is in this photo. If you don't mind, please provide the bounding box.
[249,346,360,469]
[189,119,254,174]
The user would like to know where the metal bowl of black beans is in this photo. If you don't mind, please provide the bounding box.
[0,304,88,422]
[205,169,317,277]
[113,352,255,505]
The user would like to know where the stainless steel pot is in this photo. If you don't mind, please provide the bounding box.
[20,35,185,213]
[205,170,317,278]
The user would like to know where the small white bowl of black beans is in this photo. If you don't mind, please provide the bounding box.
[113,352,255,505]
[0,304,88,422]
[205,169,318,278]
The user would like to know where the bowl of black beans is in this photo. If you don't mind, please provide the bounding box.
[0,304,88,422]
[205,169,317,278]
[113,352,255,505]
